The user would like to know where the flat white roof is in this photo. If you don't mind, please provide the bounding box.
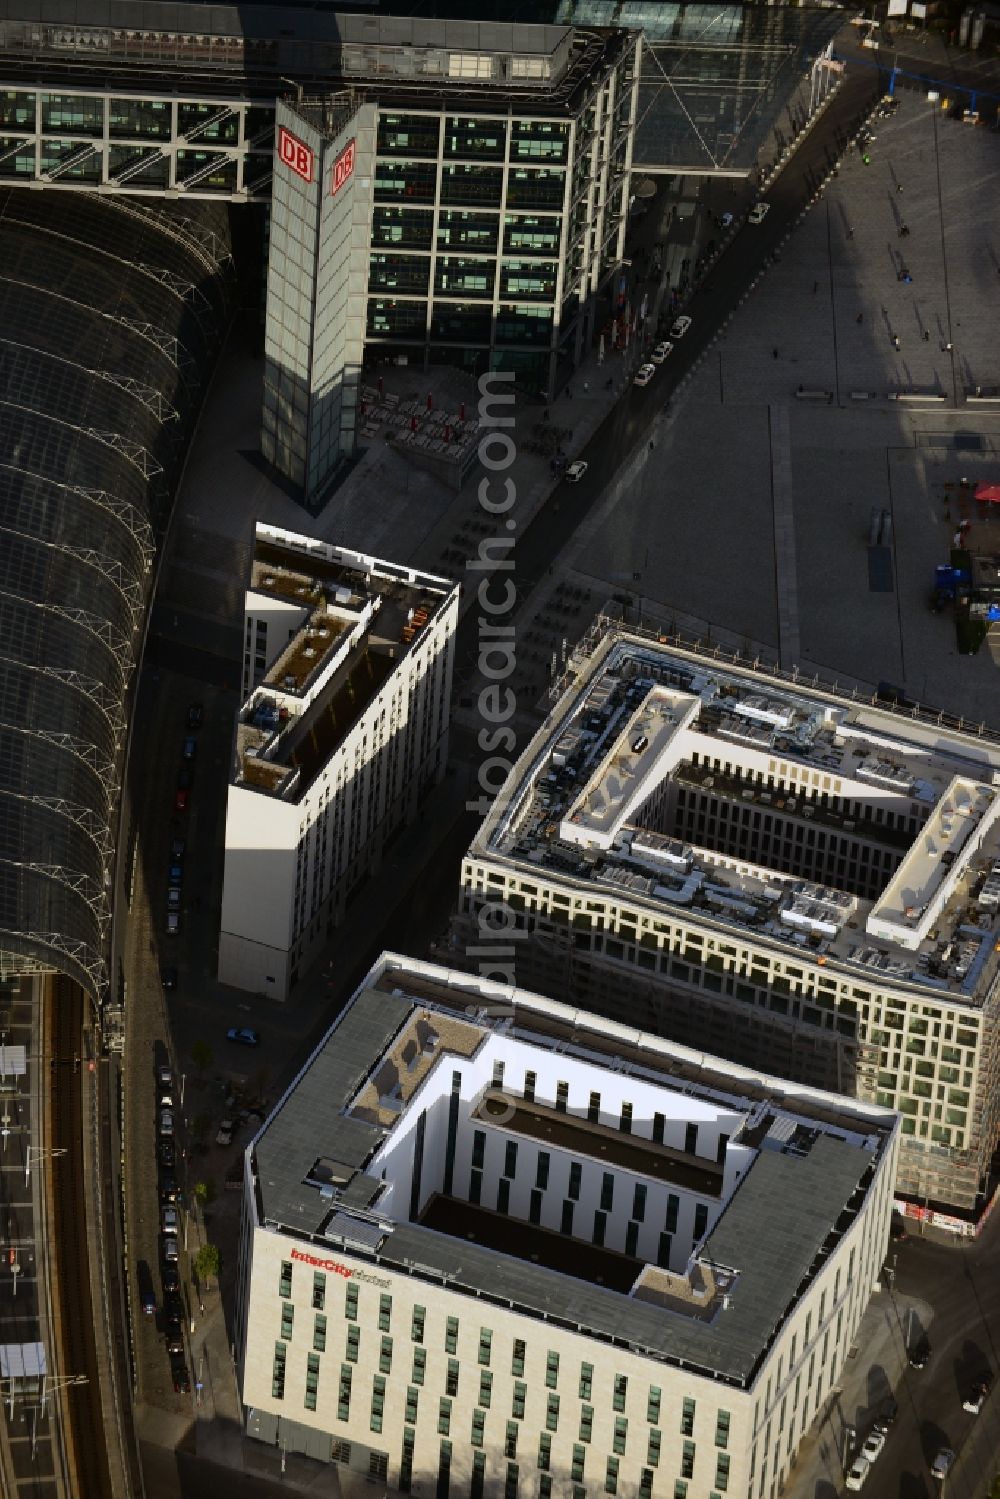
[473,631,1000,1004]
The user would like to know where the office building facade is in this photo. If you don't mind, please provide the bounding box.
[235,952,898,1497]
[218,524,458,999]
[454,628,1000,1219]
[262,19,638,500]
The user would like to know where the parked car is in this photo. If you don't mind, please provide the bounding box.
[909,1337,931,1369]
[176,765,193,791]
[165,1329,185,1357]
[160,1176,179,1205]
[860,1431,886,1464]
[161,966,178,991]
[138,1258,157,1317]
[889,1212,907,1242]
[166,911,180,937]
[161,1206,179,1235]
[227,1027,260,1047]
[168,862,183,888]
[167,889,181,911]
[158,1140,175,1169]
[931,1449,955,1481]
[182,736,197,760]
[964,1377,990,1414]
[162,1265,180,1294]
[216,1120,234,1147]
[633,363,656,388]
[159,1109,174,1137]
[873,1398,897,1433]
[159,1087,173,1108]
[170,837,186,861]
[650,340,673,363]
[163,1290,184,1322]
[186,702,204,731]
[174,789,189,814]
[564,460,588,484]
[171,1359,190,1393]
[845,1457,870,1492]
[162,1235,179,1264]
[748,200,770,224]
[670,315,692,338]
[157,1064,173,1089]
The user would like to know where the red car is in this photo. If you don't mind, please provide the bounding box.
[174,789,189,813]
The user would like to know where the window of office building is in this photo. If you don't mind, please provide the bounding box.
[440,162,503,207]
[429,303,492,343]
[368,253,430,296]
[435,257,496,299]
[495,304,553,345]
[506,167,565,210]
[372,206,434,250]
[499,260,557,301]
[377,112,440,157]
[374,160,437,202]
[444,116,506,160]
[503,214,561,256]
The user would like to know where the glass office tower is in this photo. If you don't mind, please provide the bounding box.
[262,19,639,505]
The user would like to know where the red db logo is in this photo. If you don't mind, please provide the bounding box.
[278,126,313,184]
[331,139,356,198]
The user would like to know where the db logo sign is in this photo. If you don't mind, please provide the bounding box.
[330,139,356,198]
[278,126,313,184]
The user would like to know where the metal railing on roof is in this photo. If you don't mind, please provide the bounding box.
[557,611,1000,751]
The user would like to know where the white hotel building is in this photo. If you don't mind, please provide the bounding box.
[454,628,1000,1222]
[218,524,458,998]
[235,952,898,1498]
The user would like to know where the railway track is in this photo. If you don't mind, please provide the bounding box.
[47,975,115,1499]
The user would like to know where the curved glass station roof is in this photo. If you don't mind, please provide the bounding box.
[0,188,234,999]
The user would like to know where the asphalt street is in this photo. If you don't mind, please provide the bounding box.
[858,1212,1000,1499]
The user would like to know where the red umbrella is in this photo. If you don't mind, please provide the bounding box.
[974,483,1000,504]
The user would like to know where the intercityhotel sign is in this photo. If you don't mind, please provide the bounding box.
[290,1246,390,1289]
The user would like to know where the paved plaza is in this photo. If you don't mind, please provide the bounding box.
[575,93,1000,723]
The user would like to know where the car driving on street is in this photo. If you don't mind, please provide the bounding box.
[227,1027,260,1047]
[565,460,588,483]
